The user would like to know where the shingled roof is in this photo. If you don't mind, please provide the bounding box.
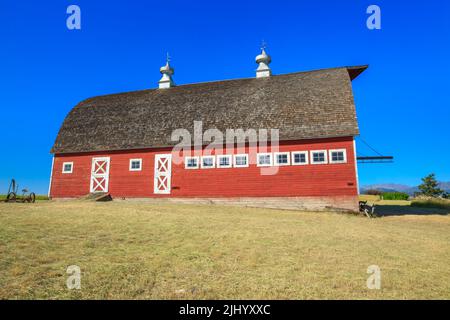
[51,65,367,154]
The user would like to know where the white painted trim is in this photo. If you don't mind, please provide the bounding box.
[353,139,360,195]
[48,156,54,198]
[274,152,290,166]
[291,151,309,165]
[310,150,328,164]
[62,161,73,174]
[184,156,199,169]
[154,154,172,194]
[201,155,215,169]
[329,149,347,164]
[129,158,142,171]
[90,157,110,193]
[257,153,272,167]
[233,154,249,168]
[216,155,232,168]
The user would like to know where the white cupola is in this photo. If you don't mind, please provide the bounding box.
[255,43,272,78]
[158,53,175,89]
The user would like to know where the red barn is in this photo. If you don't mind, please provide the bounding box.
[49,49,367,211]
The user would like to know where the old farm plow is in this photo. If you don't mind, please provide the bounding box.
[2,179,36,203]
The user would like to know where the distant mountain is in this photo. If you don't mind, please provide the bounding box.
[361,182,450,195]
[439,181,450,191]
[361,184,411,192]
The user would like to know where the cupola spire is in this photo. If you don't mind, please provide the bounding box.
[158,53,175,89]
[255,41,272,78]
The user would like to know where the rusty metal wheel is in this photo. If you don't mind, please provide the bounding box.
[6,192,16,202]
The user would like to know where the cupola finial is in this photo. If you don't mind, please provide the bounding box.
[255,41,272,78]
[159,52,175,89]
[261,39,267,51]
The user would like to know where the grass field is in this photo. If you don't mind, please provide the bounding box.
[412,198,450,210]
[0,200,449,299]
[0,194,49,201]
[358,194,411,205]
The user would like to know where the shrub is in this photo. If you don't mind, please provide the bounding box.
[381,192,409,200]
[411,198,450,210]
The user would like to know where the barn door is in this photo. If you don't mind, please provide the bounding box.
[154,154,172,194]
[90,157,110,193]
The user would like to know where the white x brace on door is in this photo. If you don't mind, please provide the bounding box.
[154,154,172,194]
[90,157,110,193]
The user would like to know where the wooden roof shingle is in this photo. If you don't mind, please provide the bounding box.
[51,65,367,154]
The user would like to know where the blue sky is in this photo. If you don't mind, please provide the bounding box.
[0,0,449,194]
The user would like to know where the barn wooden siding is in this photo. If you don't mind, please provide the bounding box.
[49,136,358,199]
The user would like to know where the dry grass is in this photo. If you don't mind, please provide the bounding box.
[359,195,449,216]
[411,198,450,210]
[0,200,449,299]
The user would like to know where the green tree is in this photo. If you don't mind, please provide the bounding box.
[418,173,443,197]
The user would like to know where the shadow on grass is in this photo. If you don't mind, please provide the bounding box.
[375,205,450,217]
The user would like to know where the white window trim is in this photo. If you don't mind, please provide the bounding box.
[185,156,199,169]
[217,155,232,168]
[310,150,328,164]
[274,152,290,166]
[233,154,249,168]
[257,153,272,167]
[201,155,215,169]
[129,158,142,171]
[62,162,73,174]
[291,151,309,165]
[329,149,347,164]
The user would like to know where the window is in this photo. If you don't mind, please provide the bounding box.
[201,156,215,169]
[233,154,249,168]
[274,152,290,166]
[62,162,73,173]
[217,155,232,168]
[311,150,328,164]
[292,151,308,165]
[257,153,272,167]
[185,156,199,169]
[329,149,347,164]
[129,159,142,171]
